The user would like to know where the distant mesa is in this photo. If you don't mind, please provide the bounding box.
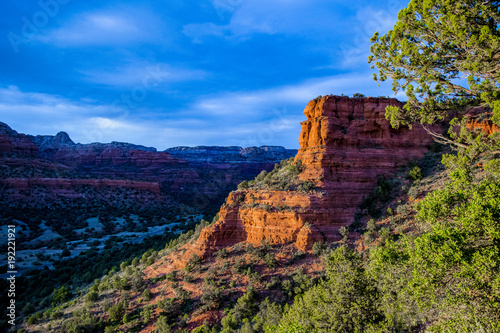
[0,120,297,213]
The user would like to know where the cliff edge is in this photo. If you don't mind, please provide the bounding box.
[172,95,438,266]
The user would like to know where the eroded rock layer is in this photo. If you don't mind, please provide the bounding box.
[176,96,437,263]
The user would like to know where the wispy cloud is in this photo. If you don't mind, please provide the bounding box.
[0,72,397,150]
[189,73,396,118]
[81,62,208,88]
[183,0,346,41]
[336,4,403,69]
[37,7,165,47]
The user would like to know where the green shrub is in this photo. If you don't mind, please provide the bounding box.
[238,180,249,189]
[396,204,410,217]
[339,226,349,240]
[408,166,423,181]
[142,288,153,301]
[108,302,126,322]
[123,313,131,323]
[299,181,316,193]
[366,219,377,232]
[156,315,172,332]
[312,242,326,256]
[215,248,229,259]
[141,305,154,324]
[27,315,37,325]
[185,254,202,272]
[278,246,383,331]
[52,285,71,305]
[85,290,99,306]
[408,186,419,199]
[379,227,391,243]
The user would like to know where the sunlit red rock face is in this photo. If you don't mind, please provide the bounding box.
[466,118,500,136]
[175,96,438,264]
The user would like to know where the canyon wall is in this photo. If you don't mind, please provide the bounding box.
[0,122,296,212]
[176,96,437,263]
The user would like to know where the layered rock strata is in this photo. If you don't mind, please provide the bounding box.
[176,96,438,263]
[0,122,296,206]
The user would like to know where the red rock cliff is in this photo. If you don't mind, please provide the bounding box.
[174,96,440,263]
[170,96,438,265]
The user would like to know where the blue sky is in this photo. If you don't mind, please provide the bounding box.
[0,0,408,149]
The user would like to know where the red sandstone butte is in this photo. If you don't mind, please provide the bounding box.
[169,96,438,266]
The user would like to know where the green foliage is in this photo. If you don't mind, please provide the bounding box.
[108,302,126,322]
[278,246,383,332]
[364,231,374,243]
[244,158,311,192]
[142,288,153,301]
[215,248,229,259]
[122,312,131,323]
[141,304,154,325]
[185,254,202,272]
[370,156,500,331]
[366,219,377,233]
[60,309,100,333]
[27,315,37,325]
[361,177,395,218]
[370,0,500,128]
[264,253,278,268]
[156,315,172,333]
[386,207,393,216]
[84,290,99,305]
[131,274,144,292]
[339,226,349,241]
[232,258,248,274]
[221,288,258,331]
[311,241,326,256]
[157,297,178,316]
[298,181,315,193]
[238,180,250,189]
[120,261,128,272]
[52,285,71,305]
[379,227,391,243]
[407,166,422,181]
[200,287,222,309]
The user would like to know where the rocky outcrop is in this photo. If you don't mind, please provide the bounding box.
[466,118,500,136]
[31,131,75,150]
[175,96,438,263]
[0,122,38,157]
[166,146,297,164]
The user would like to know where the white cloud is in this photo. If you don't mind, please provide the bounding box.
[0,73,398,150]
[183,0,346,41]
[189,73,396,118]
[37,8,165,47]
[335,5,402,69]
[81,62,207,88]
